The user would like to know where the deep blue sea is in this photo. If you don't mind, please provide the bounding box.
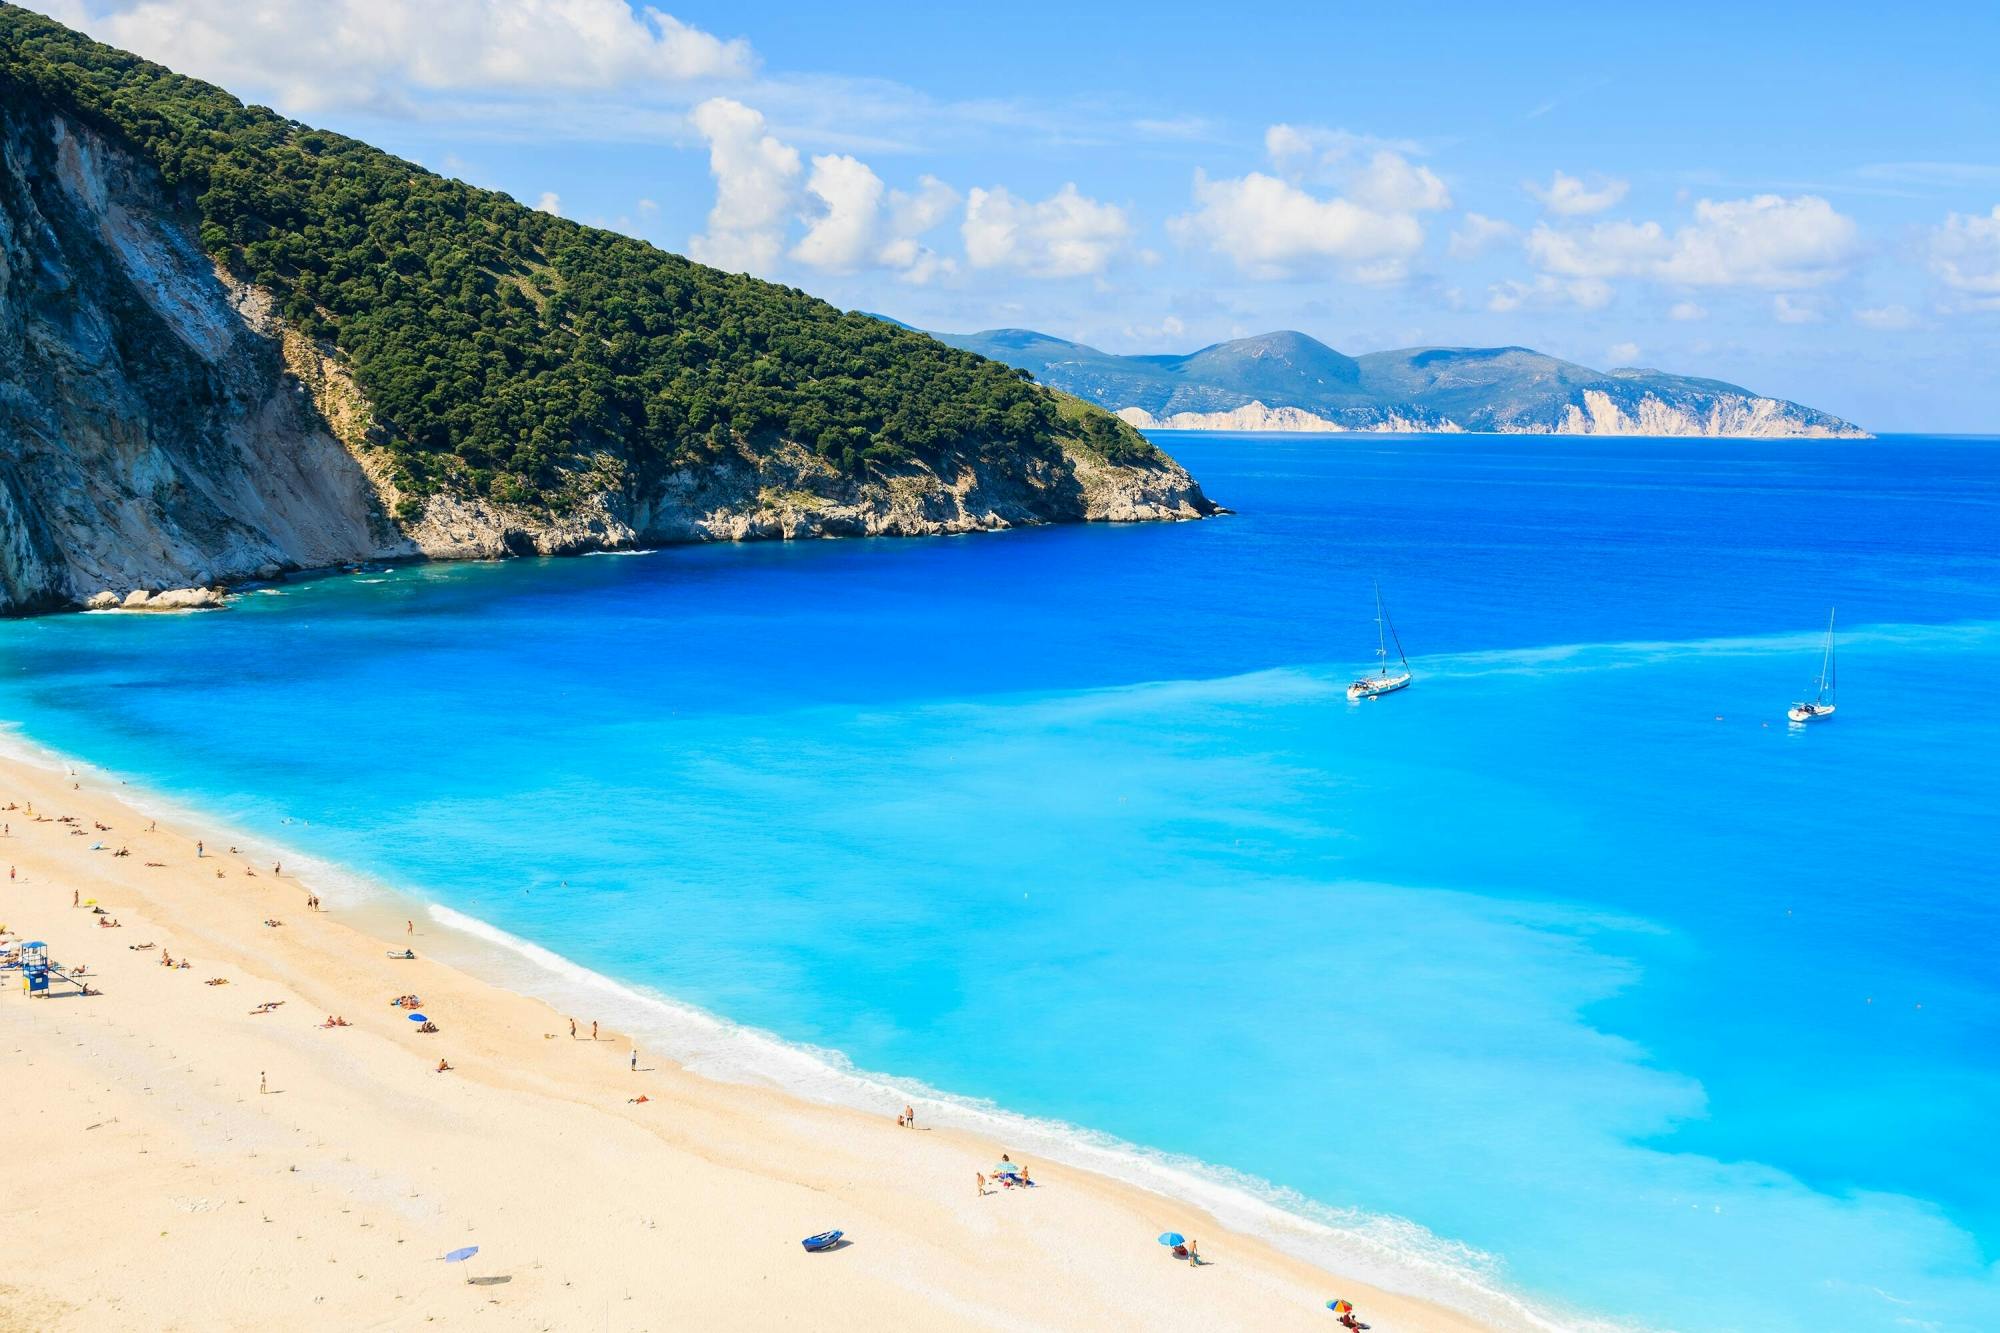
[3,433,1996,1332]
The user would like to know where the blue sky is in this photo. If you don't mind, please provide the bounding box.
[34,0,2000,429]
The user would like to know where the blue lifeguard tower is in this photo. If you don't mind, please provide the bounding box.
[20,941,50,994]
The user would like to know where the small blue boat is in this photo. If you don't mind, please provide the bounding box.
[800,1230,843,1252]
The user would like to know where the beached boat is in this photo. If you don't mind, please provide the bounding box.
[1787,609,1838,723]
[1347,583,1413,701]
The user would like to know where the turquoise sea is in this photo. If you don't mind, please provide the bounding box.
[3,433,1996,1331]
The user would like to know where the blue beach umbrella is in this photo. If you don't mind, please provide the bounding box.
[443,1246,478,1263]
[1157,1232,1184,1247]
[408,1013,428,1022]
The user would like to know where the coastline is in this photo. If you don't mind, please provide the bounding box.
[0,737,1513,1332]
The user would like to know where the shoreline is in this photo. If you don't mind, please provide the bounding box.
[0,735,1522,1331]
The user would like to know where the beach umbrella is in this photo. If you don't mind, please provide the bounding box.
[408,1013,429,1022]
[1157,1232,1184,1247]
[443,1246,478,1263]
[1328,1299,1353,1313]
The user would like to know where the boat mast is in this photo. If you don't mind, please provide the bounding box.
[1373,582,1388,671]
[1820,607,1837,704]
[1383,592,1409,671]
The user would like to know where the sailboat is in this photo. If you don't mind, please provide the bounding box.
[1347,583,1413,701]
[1787,609,1837,723]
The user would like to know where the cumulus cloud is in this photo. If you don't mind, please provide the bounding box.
[686,97,801,275]
[84,0,753,111]
[1349,151,1451,213]
[534,192,562,216]
[1175,127,1450,281]
[962,184,1131,278]
[1173,172,1426,280]
[794,157,960,283]
[1929,205,2000,309]
[1527,171,1629,216]
[1669,301,1708,321]
[1449,212,1516,259]
[1516,195,1860,301]
[1525,219,1670,278]
[1657,195,1859,288]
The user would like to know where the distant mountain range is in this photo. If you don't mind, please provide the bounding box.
[907,326,1868,438]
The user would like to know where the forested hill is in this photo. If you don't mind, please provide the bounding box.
[0,8,1210,612]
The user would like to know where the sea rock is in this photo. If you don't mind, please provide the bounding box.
[121,586,224,610]
[84,590,119,610]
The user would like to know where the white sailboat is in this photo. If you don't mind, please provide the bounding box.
[1787,609,1837,723]
[1347,583,1413,701]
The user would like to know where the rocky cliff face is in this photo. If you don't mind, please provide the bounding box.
[0,101,413,614]
[1116,402,1462,434]
[0,102,1211,616]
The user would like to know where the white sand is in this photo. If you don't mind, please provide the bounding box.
[0,753,1493,1331]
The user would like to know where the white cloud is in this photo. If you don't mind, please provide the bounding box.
[1449,212,1516,259]
[1854,303,1919,331]
[1487,275,1613,312]
[1607,341,1641,364]
[1658,195,1859,288]
[794,157,960,283]
[1772,294,1823,324]
[963,184,1131,278]
[793,154,885,271]
[1171,171,1427,280]
[1264,124,1421,179]
[1197,126,1449,280]
[1929,205,2000,310]
[534,191,562,216]
[1525,219,1670,278]
[686,97,801,276]
[1517,195,1860,302]
[1527,171,1629,216]
[1349,151,1451,213]
[1669,301,1708,321]
[87,0,753,111]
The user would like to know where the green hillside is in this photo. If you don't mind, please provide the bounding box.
[0,6,1160,513]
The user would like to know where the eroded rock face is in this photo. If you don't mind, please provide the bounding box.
[0,104,414,615]
[0,101,1214,617]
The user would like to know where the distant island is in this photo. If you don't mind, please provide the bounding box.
[0,10,1211,616]
[918,327,1870,439]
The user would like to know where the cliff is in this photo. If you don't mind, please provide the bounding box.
[930,329,1871,439]
[0,10,1213,615]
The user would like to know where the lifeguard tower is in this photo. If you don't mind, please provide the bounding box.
[19,940,50,994]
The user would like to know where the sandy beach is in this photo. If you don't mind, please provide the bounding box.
[0,747,1492,1332]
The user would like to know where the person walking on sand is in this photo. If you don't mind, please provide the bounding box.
[904,1103,916,1129]
[976,1172,987,1197]
[406,919,413,935]
[569,1018,577,1039]
[630,1048,638,1072]
[591,1020,598,1040]
[196,840,204,857]
[260,1070,267,1095]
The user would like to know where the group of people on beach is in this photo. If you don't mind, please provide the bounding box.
[978,1153,1034,1195]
